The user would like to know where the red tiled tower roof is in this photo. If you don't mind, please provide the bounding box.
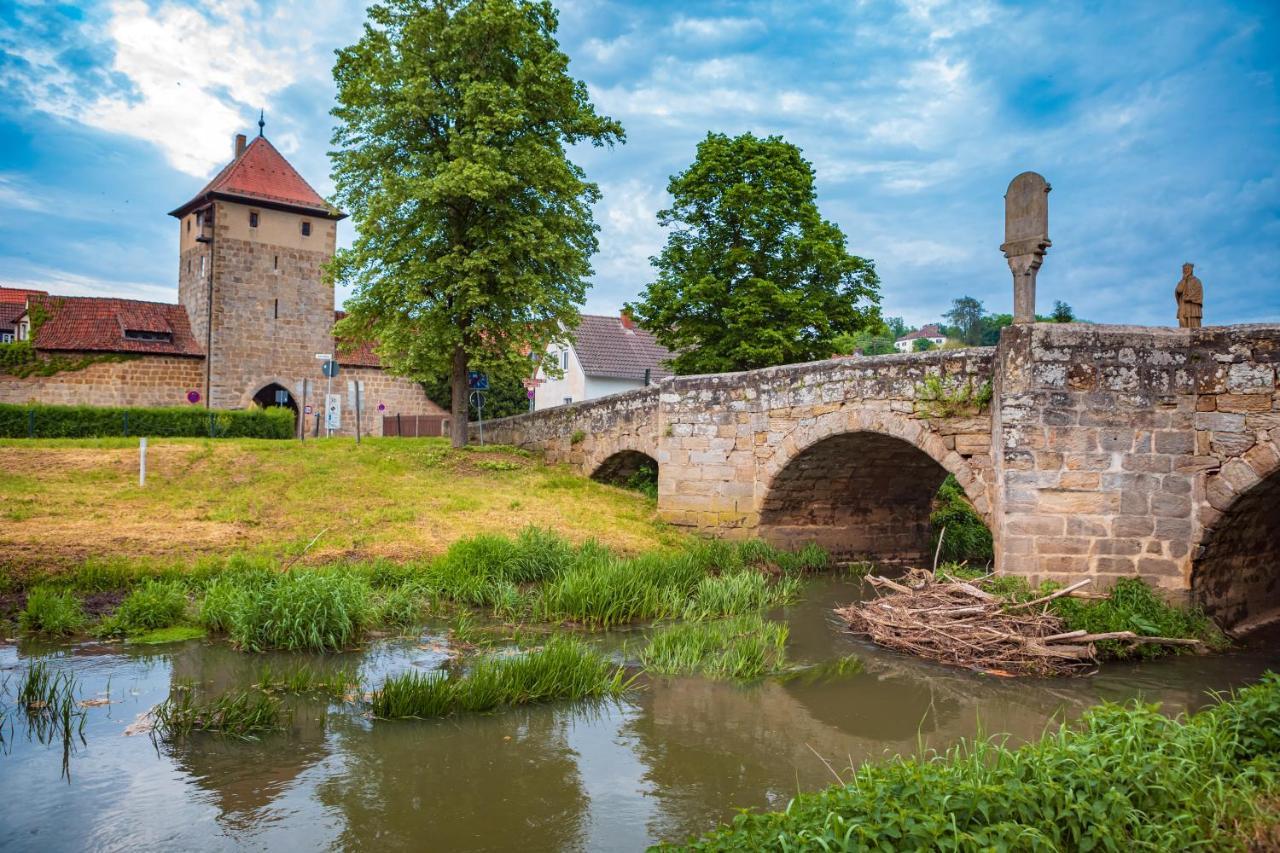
[29,295,203,357]
[168,135,344,220]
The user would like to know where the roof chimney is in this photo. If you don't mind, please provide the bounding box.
[233,133,248,158]
[620,309,635,331]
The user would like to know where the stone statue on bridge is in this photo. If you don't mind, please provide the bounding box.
[1000,172,1052,324]
[1175,263,1204,329]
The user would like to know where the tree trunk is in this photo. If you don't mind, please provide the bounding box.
[450,344,468,448]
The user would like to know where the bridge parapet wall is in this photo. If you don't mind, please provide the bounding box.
[993,322,1280,604]
[472,385,661,472]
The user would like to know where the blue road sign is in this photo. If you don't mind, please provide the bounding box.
[322,359,340,378]
[467,371,488,390]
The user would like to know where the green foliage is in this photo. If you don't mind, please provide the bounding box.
[152,689,288,739]
[17,661,86,780]
[256,664,360,696]
[420,351,536,421]
[330,0,623,446]
[0,403,294,439]
[369,583,429,628]
[1053,577,1224,658]
[913,374,992,417]
[19,587,85,635]
[669,673,1280,851]
[622,460,658,499]
[911,337,936,352]
[371,635,629,719]
[640,616,789,680]
[126,626,207,645]
[203,569,372,652]
[943,296,987,346]
[1051,299,1076,323]
[930,475,994,565]
[0,341,140,379]
[627,131,880,374]
[539,551,704,627]
[684,571,800,620]
[569,429,586,445]
[100,580,188,636]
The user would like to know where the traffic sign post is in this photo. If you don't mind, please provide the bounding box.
[320,359,340,436]
[469,389,486,446]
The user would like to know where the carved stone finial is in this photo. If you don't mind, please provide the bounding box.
[1000,172,1051,324]
[1175,262,1203,329]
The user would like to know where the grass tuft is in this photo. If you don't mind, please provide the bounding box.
[152,689,288,739]
[640,616,789,680]
[201,569,371,652]
[371,635,630,719]
[99,579,188,636]
[19,587,85,635]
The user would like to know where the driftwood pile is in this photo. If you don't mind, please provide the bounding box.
[836,572,1201,677]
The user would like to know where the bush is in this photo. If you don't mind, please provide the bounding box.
[1053,576,1223,658]
[669,674,1280,851]
[930,475,993,565]
[101,580,188,635]
[0,402,294,439]
[19,587,85,635]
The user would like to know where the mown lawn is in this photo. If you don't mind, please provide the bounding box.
[0,437,681,574]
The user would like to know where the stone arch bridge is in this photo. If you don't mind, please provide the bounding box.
[475,323,1280,632]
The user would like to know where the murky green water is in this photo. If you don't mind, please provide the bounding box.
[2,576,1277,852]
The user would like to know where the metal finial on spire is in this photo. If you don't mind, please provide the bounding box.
[258,109,265,137]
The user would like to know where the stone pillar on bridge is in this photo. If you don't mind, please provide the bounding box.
[1000,172,1052,324]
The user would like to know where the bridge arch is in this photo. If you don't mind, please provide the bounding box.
[1193,450,1280,632]
[757,408,990,565]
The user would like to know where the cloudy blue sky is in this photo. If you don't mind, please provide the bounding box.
[0,0,1276,328]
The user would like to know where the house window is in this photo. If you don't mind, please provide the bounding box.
[560,349,569,370]
[563,397,573,405]
[0,332,13,343]
[301,221,311,237]
[123,329,173,343]
[196,212,203,230]
[249,211,259,228]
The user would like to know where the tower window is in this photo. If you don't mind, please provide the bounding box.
[273,255,278,270]
[200,256,206,278]
[187,259,191,274]
[273,298,279,319]
[301,221,311,237]
[249,211,259,228]
[186,218,191,233]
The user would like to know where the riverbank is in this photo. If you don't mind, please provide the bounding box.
[667,673,1280,851]
[0,437,678,576]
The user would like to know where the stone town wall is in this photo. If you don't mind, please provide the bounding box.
[0,354,205,408]
[660,350,996,563]
[991,323,1280,606]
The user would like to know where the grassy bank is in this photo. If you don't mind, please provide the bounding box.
[4,528,821,649]
[668,673,1280,851]
[0,437,678,576]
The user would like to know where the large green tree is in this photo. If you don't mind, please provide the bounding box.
[329,0,623,446]
[627,132,880,374]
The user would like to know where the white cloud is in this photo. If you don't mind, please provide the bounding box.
[669,16,765,42]
[1,268,174,304]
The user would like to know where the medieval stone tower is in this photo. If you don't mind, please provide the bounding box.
[169,126,345,412]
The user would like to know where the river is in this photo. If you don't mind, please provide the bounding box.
[1,575,1276,852]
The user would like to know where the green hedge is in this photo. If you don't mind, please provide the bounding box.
[0,403,295,439]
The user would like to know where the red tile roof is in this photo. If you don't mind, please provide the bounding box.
[30,295,203,357]
[169,136,343,220]
[333,311,381,367]
[0,287,47,305]
[897,323,946,342]
[0,303,24,331]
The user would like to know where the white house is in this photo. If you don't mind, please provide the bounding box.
[534,312,672,410]
[894,323,948,353]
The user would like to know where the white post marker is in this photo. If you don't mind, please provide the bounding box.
[326,393,342,432]
[139,436,147,487]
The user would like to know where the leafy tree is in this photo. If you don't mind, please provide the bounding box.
[884,316,910,340]
[329,0,623,446]
[627,132,880,373]
[913,337,936,352]
[944,296,986,346]
[1051,300,1075,323]
[422,349,536,421]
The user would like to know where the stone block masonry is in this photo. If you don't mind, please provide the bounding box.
[0,354,205,408]
[479,322,1280,630]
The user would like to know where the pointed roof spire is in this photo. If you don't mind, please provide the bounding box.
[258,109,266,137]
[168,134,344,220]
